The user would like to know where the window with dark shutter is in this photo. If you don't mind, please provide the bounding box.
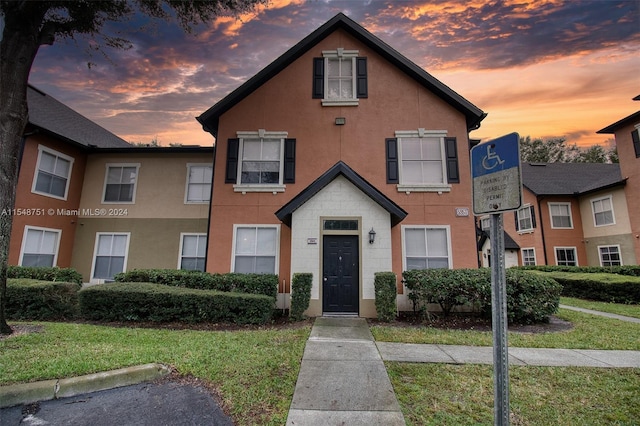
[283,139,296,183]
[632,129,640,158]
[313,52,367,103]
[312,58,324,99]
[225,138,239,183]
[386,138,399,184]
[356,57,368,98]
[444,137,459,183]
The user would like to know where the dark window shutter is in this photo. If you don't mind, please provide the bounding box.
[356,57,368,98]
[283,138,296,183]
[386,138,399,184]
[444,137,459,183]
[515,211,520,231]
[225,138,239,183]
[312,58,324,99]
[632,129,640,158]
[530,206,537,228]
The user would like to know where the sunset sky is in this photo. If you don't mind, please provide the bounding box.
[28,0,640,148]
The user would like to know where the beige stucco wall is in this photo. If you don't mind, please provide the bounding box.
[580,187,631,238]
[615,122,640,263]
[71,217,209,282]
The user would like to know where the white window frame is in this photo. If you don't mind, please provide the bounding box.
[598,245,622,267]
[396,128,451,193]
[521,248,536,266]
[31,145,74,200]
[231,224,280,274]
[321,48,359,106]
[554,247,578,266]
[184,163,212,204]
[90,232,131,283]
[516,204,534,233]
[401,225,453,271]
[480,216,490,231]
[19,225,61,267]
[548,202,573,229]
[591,195,615,227]
[178,233,207,271]
[234,130,287,193]
[102,163,140,204]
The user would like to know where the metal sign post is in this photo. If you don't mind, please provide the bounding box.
[471,133,522,426]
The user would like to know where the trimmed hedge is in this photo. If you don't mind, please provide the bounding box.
[374,272,398,322]
[6,278,81,320]
[78,282,274,324]
[114,269,278,300]
[531,271,640,304]
[7,266,82,284]
[403,268,561,324]
[290,273,312,321]
[516,265,640,277]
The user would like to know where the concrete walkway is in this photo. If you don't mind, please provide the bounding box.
[286,317,405,426]
[559,304,640,323]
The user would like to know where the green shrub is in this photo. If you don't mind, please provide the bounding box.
[290,273,312,321]
[7,266,82,284]
[374,272,398,322]
[403,268,561,324]
[78,282,273,324]
[516,265,640,277]
[533,271,640,304]
[114,269,278,299]
[6,278,81,320]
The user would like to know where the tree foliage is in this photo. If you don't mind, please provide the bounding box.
[519,136,618,164]
[0,0,267,334]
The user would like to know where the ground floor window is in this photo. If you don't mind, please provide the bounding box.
[232,225,279,274]
[20,226,61,267]
[555,247,577,266]
[92,233,130,280]
[599,245,621,267]
[402,225,451,270]
[179,233,206,271]
[521,248,536,266]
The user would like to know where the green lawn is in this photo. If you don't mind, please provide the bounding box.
[0,322,311,425]
[561,296,640,319]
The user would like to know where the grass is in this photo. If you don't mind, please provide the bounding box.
[561,296,640,319]
[387,363,640,425]
[0,321,311,425]
[371,308,640,350]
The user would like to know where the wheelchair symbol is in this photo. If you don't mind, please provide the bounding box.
[482,144,505,170]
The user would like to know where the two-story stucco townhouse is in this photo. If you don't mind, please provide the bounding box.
[10,85,213,282]
[197,13,487,317]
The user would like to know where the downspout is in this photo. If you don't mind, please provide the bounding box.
[536,196,548,265]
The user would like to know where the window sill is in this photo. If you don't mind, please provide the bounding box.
[396,184,451,194]
[322,99,359,106]
[102,201,135,205]
[31,190,68,201]
[233,184,286,194]
[517,229,535,235]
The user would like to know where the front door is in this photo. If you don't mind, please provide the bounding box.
[323,235,359,314]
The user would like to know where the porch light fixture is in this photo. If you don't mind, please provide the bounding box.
[368,227,376,244]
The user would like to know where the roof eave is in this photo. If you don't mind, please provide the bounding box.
[597,110,640,133]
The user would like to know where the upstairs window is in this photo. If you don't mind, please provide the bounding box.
[591,195,614,226]
[515,205,536,233]
[185,164,212,203]
[549,202,573,229]
[32,146,73,200]
[313,49,367,106]
[225,130,295,193]
[103,164,139,203]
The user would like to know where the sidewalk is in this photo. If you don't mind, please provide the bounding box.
[559,304,640,323]
[286,317,405,426]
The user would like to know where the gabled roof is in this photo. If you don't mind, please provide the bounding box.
[597,110,640,133]
[27,85,130,149]
[197,13,486,137]
[478,230,520,250]
[275,161,407,227]
[521,162,625,196]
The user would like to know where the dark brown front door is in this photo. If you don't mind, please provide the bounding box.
[323,235,359,314]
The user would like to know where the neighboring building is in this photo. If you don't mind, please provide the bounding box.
[9,85,213,282]
[197,13,487,316]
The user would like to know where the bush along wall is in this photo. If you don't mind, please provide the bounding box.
[114,269,278,300]
[78,282,274,324]
[7,265,83,284]
[6,279,81,320]
[374,272,397,322]
[515,265,640,277]
[290,273,312,321]
[403,268,561,324]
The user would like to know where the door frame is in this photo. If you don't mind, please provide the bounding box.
[319,216,362,315]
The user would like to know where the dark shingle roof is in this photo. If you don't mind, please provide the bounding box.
[521,162,625,196]
[27,85,130,149]
[197,13,486,137]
